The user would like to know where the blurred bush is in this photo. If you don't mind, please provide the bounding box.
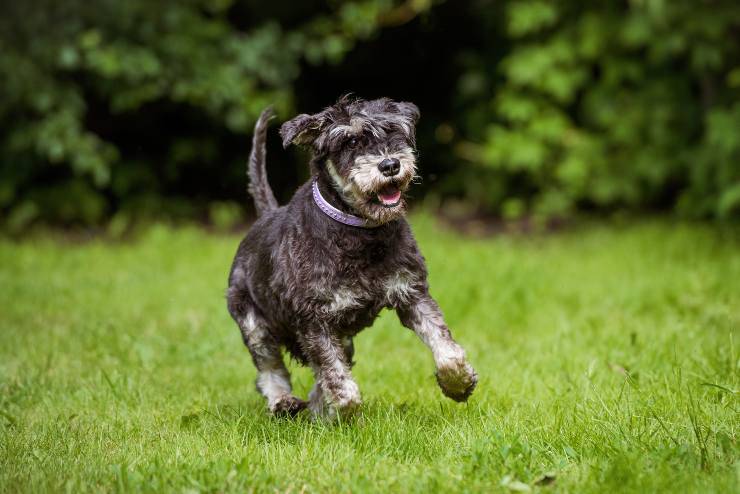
[0,0,412,230]
[454,0,740,221]
[0,0,738,230]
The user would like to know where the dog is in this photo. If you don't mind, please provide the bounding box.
[227,96,477,418]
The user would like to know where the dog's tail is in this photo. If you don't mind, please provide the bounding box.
[247,107,278,217]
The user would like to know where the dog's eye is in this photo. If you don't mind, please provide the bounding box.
[347,137,359,148]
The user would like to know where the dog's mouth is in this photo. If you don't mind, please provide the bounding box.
[376,184,402,208]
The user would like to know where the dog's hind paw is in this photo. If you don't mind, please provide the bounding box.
[436,360,478,402]
[269,396,308,417]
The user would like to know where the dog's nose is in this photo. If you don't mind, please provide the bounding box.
[378,158,401,177]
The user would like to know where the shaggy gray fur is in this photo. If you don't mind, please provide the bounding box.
[227,96,477,418]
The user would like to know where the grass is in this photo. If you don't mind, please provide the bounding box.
[1,215,738,493]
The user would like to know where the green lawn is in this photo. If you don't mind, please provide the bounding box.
[1,216,738,493]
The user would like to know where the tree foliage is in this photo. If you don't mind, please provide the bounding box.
[456,0,740,220]
[0,0,410,229]
[0,0,738,229]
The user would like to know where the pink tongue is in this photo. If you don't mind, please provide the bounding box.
[378,189,401,205]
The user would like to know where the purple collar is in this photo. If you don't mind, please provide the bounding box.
[312,180,378,228]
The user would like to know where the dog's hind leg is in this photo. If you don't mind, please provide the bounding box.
[305,334,360,419]
[236,311,306,416]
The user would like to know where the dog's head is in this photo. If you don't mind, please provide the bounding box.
[280,95,420,224]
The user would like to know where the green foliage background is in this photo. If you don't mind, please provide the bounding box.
[1,0,739,229]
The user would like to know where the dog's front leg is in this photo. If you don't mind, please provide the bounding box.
[398,294,478,401]
[304,331,361,419]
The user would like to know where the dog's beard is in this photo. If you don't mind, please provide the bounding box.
[332,148,417,224]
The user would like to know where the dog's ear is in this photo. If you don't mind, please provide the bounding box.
[280,113,325,148]
[394,101,420,144]
[396,102,420,125]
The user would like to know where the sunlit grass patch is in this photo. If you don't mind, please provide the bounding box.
[1,217,738,492]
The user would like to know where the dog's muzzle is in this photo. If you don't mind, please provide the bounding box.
[376,158,402,207]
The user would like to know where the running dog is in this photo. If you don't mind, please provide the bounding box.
[227,96,477,418]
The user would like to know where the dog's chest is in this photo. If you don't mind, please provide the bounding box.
[314,268,416,318]
[275,222,422,329]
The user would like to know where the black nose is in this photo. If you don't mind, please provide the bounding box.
[378,158,401,177]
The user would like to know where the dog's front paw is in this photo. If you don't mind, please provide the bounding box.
[311,379,362,421]
[329,381,362,418]
[269,395,307,417]
[436,359,478,402]
[332,395,362,420]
